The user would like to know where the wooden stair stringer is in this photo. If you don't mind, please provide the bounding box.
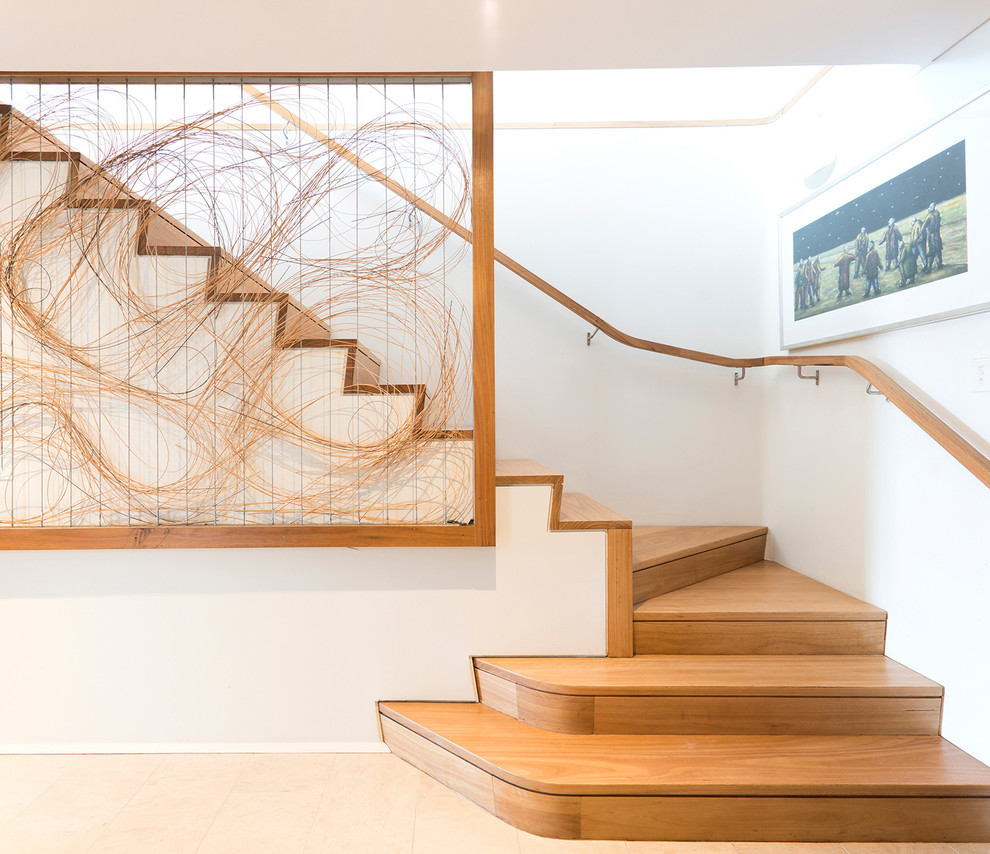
[495,460,632,656]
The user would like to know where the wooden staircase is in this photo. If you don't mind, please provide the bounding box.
[379,461,990,842]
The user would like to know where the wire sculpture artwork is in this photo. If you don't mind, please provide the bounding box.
[0,79,474,528]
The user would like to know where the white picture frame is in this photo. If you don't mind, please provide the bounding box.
[779,86,990,350]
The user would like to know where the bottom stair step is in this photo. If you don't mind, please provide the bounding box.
[379,700,990,842]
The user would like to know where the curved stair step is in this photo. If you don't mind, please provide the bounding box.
[475,654,942,735]
[633,561,887,654]
[379,700,990,841]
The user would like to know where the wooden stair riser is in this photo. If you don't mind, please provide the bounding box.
[582,795,990,842]
[633,619,887,655]
[633,534,767,603]
[477,668,940,736]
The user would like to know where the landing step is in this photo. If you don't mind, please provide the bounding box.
[379,701,990,841]
[475,655,943,734]
[632,525,767,600]
[634,561,887,654]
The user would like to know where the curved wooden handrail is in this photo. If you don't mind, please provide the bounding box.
[500,251,990,492]
[265,95,990,495]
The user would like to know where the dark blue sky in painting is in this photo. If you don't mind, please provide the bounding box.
[792,140,966,261]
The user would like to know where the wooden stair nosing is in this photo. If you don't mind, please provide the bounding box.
[558,493,631,530]
[494,460,564,487]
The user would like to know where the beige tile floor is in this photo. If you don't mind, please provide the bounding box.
[0,753,988,854]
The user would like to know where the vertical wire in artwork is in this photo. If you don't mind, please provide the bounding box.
[409,78,428,522]
[297,77,304,523]
[266,79,274,524]
[3,80,9,526]
[239,80,246,525]
[354,80,361,521]
[441,79,449,522]
[96,80,104,525]
[330,78,338,524]
[383,78,391,521]
[411,77,420,522]
[153,80,160,524]
[65,82,72,526]
[38,79,45,526]
[185,79,192,524]
[213,78,222,525]
[125,79,133,524]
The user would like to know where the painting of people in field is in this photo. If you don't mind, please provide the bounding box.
[791,141,967,321]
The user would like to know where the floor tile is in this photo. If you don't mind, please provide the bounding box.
[86,754,251,854]
[844,846,955,854]
[0,754,78,831]
[734,846,847,854]
[412,773,520,854]
[0,753,162,854]
[627,845,738,854]
[518,830,628,852]
[195,754,335,854]
[303,753,418,854]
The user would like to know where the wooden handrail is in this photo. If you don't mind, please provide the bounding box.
[262,93,990,494]
[500,252,990,493]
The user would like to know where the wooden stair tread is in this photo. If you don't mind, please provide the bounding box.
[380,701,990,796]
[494,459,563,486]
[632,525,767,570]
[633,561,886,621]
[558,493,631,530]
[475,655,941,697]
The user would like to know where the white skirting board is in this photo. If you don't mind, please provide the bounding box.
[0,742,391,755]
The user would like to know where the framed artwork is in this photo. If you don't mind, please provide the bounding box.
[779,85,990,349]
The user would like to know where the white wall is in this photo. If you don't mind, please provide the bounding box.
[763,26,990,763]
[0,67,786,751]
[0,484,606,751]
[2,41,988,758]
[494,119,776,523]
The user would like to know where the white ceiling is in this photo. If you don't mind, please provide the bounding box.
[1,1,986,74]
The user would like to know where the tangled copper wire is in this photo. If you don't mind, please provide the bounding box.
[0,84,474,526]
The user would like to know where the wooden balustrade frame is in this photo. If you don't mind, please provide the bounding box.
[0,72,495,549]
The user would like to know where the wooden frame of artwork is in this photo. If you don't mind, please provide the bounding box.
[0,72,495,549]
[779,84,990,350]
